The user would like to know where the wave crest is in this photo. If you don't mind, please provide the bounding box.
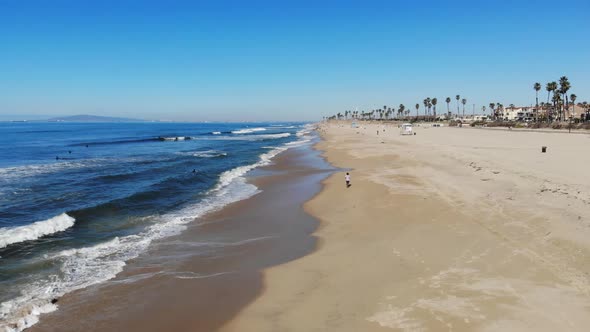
[231,127,266,134]
[0,213,75,249]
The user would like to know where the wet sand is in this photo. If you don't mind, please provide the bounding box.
[28,144,334,332]
[221,122,590,331]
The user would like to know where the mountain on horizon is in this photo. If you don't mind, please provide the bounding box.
[48,114,146,122]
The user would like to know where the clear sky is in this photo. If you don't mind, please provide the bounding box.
[1,0,589,121]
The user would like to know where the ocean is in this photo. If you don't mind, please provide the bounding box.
[0,121,313,331]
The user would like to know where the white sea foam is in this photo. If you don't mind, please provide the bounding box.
[177,150,227,158]
[211,131,221,135]
[231,127,266,134]
[214,146,287,191]
[285,139,312,147]
[0,213,75,249]
[296,129,311,137]
[161,136,190,141]
[270,125,295,129]
[0,156,153,185]
[193,133,291,141]
[253,133,291,139]
[192,150,227,158]
[0,160,104,183]
[0,126,316,332]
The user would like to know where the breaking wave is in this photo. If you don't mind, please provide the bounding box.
[0,213,75,249]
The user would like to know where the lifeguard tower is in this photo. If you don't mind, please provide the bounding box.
[400,123,413,135]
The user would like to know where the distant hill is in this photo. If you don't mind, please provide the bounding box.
[48,115,146,122]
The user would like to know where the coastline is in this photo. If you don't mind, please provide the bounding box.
[26,138,335,332]
[220,121,590,331]
[19,121,590,331]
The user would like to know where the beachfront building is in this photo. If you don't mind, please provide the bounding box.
[456,114,490,123]
[473,115,490,121]
[501,107,534,121]
[564,105,586,120]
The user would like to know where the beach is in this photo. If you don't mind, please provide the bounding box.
[14,122,590,331]
[221,122,590,331]
[3,2,588,331]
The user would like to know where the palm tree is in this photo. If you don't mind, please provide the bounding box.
[497,103,504,120]
[399,104,405,119]
[456,95,460,115]
[489,103,495,119]
[570,93,577,119]
[461,98,467,117]
[534,82,541,122]
[552,93,562,120]
[546,81,558,121]
[559,76,571,121]
[432,98,438,120]
[445,97,451,117]
[482,105,486,118]
[415,103,420,118]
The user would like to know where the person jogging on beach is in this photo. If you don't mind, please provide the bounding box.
[345,172,351,188]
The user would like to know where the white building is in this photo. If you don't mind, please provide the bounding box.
[502,107,534,121]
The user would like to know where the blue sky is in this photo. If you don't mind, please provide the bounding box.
[1,0,589,121]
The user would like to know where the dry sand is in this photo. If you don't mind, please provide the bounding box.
[221,122,590,332]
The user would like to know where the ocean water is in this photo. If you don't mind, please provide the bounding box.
[0,122,313,331]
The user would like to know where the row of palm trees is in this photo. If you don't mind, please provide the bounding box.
[326,76,587,122]
[532,76,584,122]
[327,95,470,121]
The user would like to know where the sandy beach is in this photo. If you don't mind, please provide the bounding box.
[21,123,590,332]
[221,122,590,331]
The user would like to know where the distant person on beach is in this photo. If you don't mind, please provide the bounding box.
[345,172,351,188]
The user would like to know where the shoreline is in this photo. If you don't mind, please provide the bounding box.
[220,121,590,331]
[26,138,335,332]
[19,121,590,331]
